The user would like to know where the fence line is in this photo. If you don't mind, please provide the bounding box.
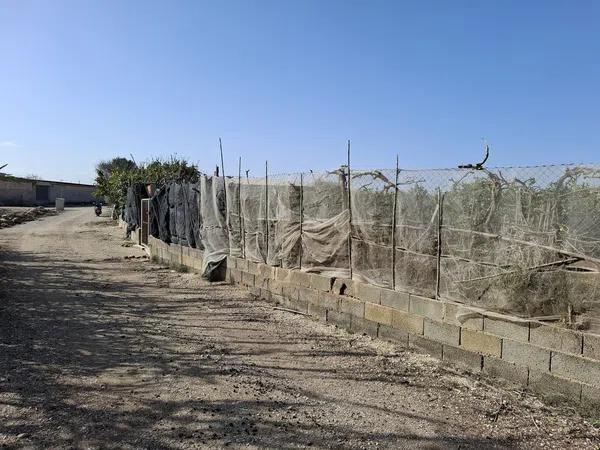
[137,162,600,324]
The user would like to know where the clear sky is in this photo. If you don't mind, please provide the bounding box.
[1,1,599,184]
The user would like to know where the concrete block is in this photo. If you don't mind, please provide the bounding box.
[319,292,340,311]
[327,310,352,329]
[275,267,292,282]
[409,295,443,321]
[298,287,320,306]
[237,258,249,272]
[241,271,255,287]
[290,270,312,288]
[353,281,382,304]
[423,319,460,346]
[483,357,528,386]
[254,275,269,290]
[443,345,483,372]
[350,317,379,337]
[581,384,600,415]
[339,297,365,318]
[528,370,582,405]
[443,303,483,331]
[226,256,236,269]
[310,273,332,292]
[502,339,550,372]
[258,263,276,279]
[409,334,443,359]
[247,261,259,275]
[282,283,300,301]
[268,279,284,295]
[461,329,502,357]
[583,333,600,361]
[289,295,308,314]
[307,302,328,322]
[364,303,394,326]
[551,352,600,387]
[529,323,582,355]
[380,289,409,311]
[230,268,242,284]
[484,317,529,342]
[378,325,409,346]
[391,310,424,335]
[332,278,353,296]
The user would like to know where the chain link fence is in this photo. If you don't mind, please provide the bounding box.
[140,163,600,329]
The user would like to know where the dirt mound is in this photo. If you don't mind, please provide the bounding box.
[0,206,57,229]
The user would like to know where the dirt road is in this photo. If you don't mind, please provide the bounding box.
[0,208,598,449]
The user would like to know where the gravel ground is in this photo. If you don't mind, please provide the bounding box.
[0,208,599,449]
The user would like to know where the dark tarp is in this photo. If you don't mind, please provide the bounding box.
[150,184,170,243]
[124,183,147,234]
[168,182,179,244]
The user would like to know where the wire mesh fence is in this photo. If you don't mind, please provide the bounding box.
[141,163,600,327]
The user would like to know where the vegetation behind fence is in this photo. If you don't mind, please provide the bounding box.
[133,162,600,332]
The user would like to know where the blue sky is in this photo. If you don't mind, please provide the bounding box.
[1,1,599,183]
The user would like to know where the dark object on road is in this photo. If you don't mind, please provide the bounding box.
[94,202,103,217]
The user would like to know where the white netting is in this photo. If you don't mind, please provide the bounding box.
[198,175,229,275]
[148,163,600,331]
[440,165,600,320]
[300,169,350,277]
[394,170,441,298]
[266,174,302,268]
[350,170,395,288]
[226,178,242,258]
[240,177,267,263]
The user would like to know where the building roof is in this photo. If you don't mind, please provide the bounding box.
[0,174,95,188]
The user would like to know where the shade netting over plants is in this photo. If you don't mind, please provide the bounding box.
[300,169,350,278]
[266,174,302,269]
[350,169,395,288]
[440,165,600,321]
[240,177,267,263]
[226,178,243,258]
[141,163,600,332]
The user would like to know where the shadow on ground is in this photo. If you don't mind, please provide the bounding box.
[0,248,536,449]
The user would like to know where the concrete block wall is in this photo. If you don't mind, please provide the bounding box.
[147,237,600,415]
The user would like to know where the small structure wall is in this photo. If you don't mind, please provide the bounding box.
[147,234,600,416]
[0,177,96,206]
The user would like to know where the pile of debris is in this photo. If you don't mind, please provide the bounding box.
[0,207,57,229]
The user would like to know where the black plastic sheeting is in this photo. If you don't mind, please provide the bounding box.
[124,183,148,235]
[150,185,170,243]
[141,176,228,280]
[183,182,202,250]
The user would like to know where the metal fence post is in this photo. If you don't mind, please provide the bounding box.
[299,172,304,270]
[435,188,444,300]
[347,140,353,279]
[238,157,244,259]
[265,161,269,263]
[391,156,399,290]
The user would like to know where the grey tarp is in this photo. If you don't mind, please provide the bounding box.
[199,176,229,280]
